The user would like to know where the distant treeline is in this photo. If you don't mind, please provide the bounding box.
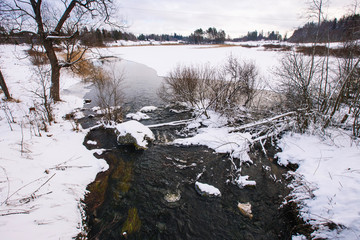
[289,14,360,43]
[137,27,227,44]
[234,30,283,42]
[137,33,185,42]
[0,26,138,46]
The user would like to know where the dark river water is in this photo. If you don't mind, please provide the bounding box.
[80,58,304,240]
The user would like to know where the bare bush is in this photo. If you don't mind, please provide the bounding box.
[27,48,49,66]
[222,56,258,108]
[159,65,216,107]
[275,52,316,111]
[28,66,54,133]
[92,65,124,122]
[159,57,259,117]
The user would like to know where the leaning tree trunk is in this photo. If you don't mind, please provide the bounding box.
[43,39,61,101]
[0,69,12,100]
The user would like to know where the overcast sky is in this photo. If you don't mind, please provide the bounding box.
[115,0,357,38]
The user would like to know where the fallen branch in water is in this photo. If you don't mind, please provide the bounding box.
[230,111,296,133]
[146,119,194,128]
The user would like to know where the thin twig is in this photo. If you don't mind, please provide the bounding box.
[0,209,31,216]
[1,176,45,205]
[0,166,10,205]
[32,173,56,196]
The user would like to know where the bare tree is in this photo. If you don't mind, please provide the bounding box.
[0,69,12,100]
[0,0,116,101]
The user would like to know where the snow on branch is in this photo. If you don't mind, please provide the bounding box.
[45,31,79,41]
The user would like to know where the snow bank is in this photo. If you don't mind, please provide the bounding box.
[277,130,360,239]
[115,120,154,149]
[0,44,108,239]
[173,111,252,162]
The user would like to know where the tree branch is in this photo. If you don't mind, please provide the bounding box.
[54,0,77,34]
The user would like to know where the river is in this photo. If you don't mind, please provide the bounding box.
[79,58,305,240]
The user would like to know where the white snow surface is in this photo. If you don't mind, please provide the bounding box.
[115,120,155,149]
[173,110,252,162]
[87,140,97,145]
[0,44,108,239]
[195,182,221,197]
[139,106,158,112]
[95,43,283,89]
[126,111,150,120]
[277,130,360,239]
[235,175,257,188]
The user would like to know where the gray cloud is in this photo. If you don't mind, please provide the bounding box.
[116,0,355,37]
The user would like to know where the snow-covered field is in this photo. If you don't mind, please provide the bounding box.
[1,42,359,239]
[98,42,282,88]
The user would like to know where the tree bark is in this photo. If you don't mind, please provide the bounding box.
[0,70,12,100]
[43,39,61,101]
[30,0,61,101]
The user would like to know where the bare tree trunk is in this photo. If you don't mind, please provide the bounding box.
[0,70,12,100]
[43,39,61,101]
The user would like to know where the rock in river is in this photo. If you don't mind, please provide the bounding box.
[195,182,221,197]
[237,202,253,219]
[115,120,155,150]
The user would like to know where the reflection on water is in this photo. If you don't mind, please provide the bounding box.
[84,58,164,113]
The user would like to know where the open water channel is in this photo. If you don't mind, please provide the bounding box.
[79,58,304,240]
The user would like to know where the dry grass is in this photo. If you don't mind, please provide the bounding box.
[60,49,105,81]
[239,44,259,48]
[194,44,241,49]
[263,44,292,51]
[296,45,360,58]
[27,49,49,66]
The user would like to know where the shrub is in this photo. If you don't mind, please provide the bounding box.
[159,57,259,117]
[27,49,49,66]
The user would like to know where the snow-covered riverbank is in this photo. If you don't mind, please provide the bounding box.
[0,44,108,239]
[278,129,360,239]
